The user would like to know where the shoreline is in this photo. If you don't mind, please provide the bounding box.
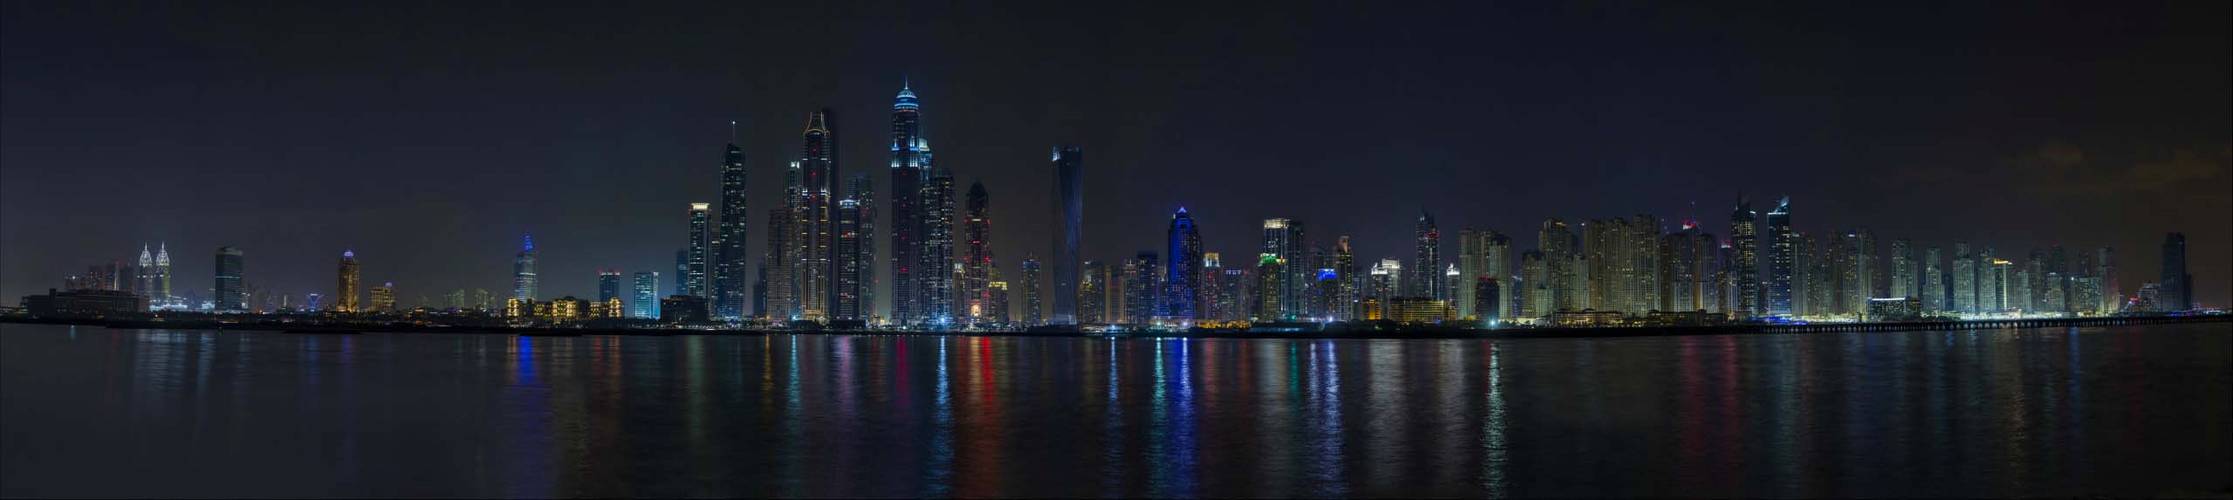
[1,314,2222,340]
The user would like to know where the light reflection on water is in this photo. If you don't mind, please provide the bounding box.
[3,324,2229,498]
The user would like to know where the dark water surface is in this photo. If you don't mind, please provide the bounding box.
[3,323,2228,497]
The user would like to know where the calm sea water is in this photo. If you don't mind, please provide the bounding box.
[2,323,2228,497]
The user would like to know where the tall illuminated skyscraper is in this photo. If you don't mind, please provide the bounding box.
[1260,218,1305,319]
[922,167,957,324]
[1333,236,1357,320]
[1583,218,1627,312]
[214,246,244,312]
[891,83,931,325]
[834,197,865,321]
[1952,242,1976,314]
[1412,210,1442,300]
[1459,229,1514,320]
[794,109,837,321]
[1020,258,1043,326]
[847,174,877,322]
[1538,218,1577,312]
[1729,198,1760,317]
[631,271,660,319]
[1049,145,1083,325]
[1369,259,1402,306]
[370,282,396,312]
[1120,252,1159,323]
[597,269,622,304]
[513,234,537,301]
[1763,197,1795,315]
[1922,247,1945,312]
[1889,239,1916,299]
[713,141,750,319]
[687,203,711,297]
[1164,207,1203,323]
[1078,260,1109,324]
[763,206,794,319]
[338,250,360,313]
[961,181,994,325]
[1627,215,1661,314]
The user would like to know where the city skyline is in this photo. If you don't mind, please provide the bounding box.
[3,2,2228,313]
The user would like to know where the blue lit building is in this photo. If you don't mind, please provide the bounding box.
[1163,207,1203,323]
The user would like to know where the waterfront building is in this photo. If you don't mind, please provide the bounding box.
[2097,247,2120,314]
[1890,239,1916,300]
[213,247,245,312]
[1119,252,1159,324]
[1332,236,1358,320]
[687,203,712,297]
[597,270,622,304]
[1761,198,1796,316]
[1473,277,1501,325]
[370,282,396,312]
[1369,259,1402,306]
[1020,258,1042,326]
[1164,208,1203,322]
[961,181,995,325]
[1413,210,1443,300]
[1729,198,1760,317]
[764,206,794,319]
[2161,232,2190,311]
[794,109,837,322]
[1583,218,1630,313]
[1538,218,1577,312]
[1079,260,1110,324]
[834,198,865,320]
[1049,145,1083,325]
[1922,247,1945,313]
[1952,242,1976,313]
[513,234,538,301]
[1260,218,1306,319]
[848,174,877,323]
[922,168,957,324]
[890,85,930,325]
[1520,250,1549,320]
[713,141,750,319]
[337,250,360,313]
[1254,253,1284,321]
[631,271,660,319]
[660,295,710,324]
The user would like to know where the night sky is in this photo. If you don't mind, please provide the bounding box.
[3,1,2227,312]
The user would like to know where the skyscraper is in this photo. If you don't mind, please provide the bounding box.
[922,167,957,324]
[1121,252,1159,324]
[1260,218,1305,319]
[1890,239,1916,299]
[1079,260,1109,324]
[370,282,396,312]
[1729,198,1760,317]
[794,109,838,322]
[686,203,711,298]
[1539,218,1577,312]
[513,234,537,301]
[1627,215,1662,314]
[1049,145,1084,325]
[1952,243,1976,314]
[1843,229,1875,310]
[764,206,794,320]
[1370,259,1403,306]
[961,181,995,325]
[1473,277,1501,325]
[713,141,750,319]
[1922,247,1945,312]
[1520,250,1549,320]
[674,248,689,297]
[1764,197,1795,316]
[214,246,244,312]
[631,271,660,319]
[1584,218,1627,312]
[1333,236,1358,320]
[1020,258,1043,326]
[338,250,360,313]
[2098,247,2120,313]
[847,174,877,323]
[2161,232,2190,311]
[891,83,931,325]
[1413,210,1442,300]
[598,270,622,304]
[1164,208,1204,323]
[834,197,865,321]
